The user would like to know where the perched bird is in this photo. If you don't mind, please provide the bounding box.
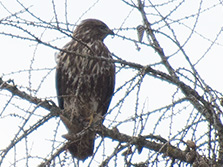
[56,19,115,160]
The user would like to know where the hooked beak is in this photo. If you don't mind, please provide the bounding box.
[108,28,114,35]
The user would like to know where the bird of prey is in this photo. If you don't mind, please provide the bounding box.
[56,19,115,160]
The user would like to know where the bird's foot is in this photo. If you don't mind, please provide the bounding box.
[88,113,94,126]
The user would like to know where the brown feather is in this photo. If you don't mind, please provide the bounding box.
[56,19,115,160]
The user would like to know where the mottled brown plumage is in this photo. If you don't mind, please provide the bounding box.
[56,19,115,160]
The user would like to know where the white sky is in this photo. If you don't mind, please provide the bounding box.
[0,0,223,166]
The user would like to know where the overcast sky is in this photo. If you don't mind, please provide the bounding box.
[0,0,223,166]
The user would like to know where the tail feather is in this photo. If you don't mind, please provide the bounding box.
[68,133,95,160]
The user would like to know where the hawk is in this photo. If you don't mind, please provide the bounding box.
[56,19,115,160]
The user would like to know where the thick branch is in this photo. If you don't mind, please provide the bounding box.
[135,2,223,161]
[97,125,187,162]
[0,77,186,163]
[0,77,60,116]
[1,49,223,165]
[0,76,219,165]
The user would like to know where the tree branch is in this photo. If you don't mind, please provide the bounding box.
[0,77,60,116]
[97,125,187,162]
[0,72,220,166]
[135,2,223,164]
[1,51,222,165]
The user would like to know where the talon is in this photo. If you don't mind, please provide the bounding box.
[88,113,94,126]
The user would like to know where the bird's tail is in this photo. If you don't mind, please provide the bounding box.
[60,114,97,160]
[67,132,95,161]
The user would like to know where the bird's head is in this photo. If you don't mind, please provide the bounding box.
[73,19,114,42]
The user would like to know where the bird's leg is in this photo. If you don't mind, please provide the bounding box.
[88,113,94,126]
[87,112,103,128]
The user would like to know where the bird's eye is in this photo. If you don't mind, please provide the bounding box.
[99,25,106,31]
